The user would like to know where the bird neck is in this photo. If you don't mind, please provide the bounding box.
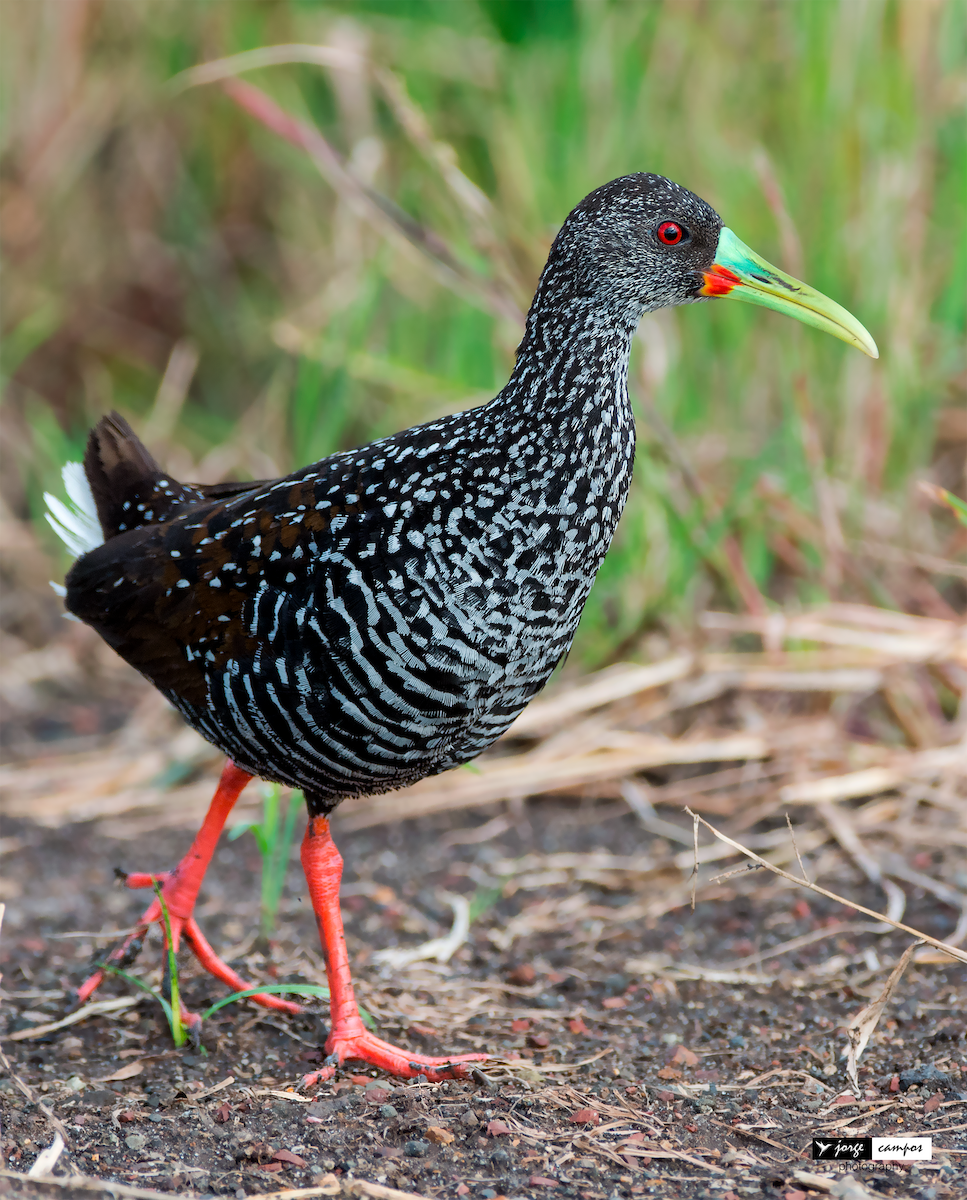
[502,288,639,437]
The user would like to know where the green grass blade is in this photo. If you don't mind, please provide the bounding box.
[200,984,376,1031]
[921,482,967,528]
[97,964,176,1033]
[261,791,301,938]
[152,880,186,1048]
[227,821,257,842]
[200,983,331,1021]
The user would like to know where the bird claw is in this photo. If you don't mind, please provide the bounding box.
[76,872,301,1020]
[301,1027,488,1088]
[303,1065,337,1088]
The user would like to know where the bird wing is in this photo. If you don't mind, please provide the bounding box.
[63,458,385,712]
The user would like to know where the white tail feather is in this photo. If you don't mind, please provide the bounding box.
[44,461,103,559]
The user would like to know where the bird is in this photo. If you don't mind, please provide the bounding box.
[46,173,877,1084]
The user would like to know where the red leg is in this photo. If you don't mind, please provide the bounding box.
[77,761,300,1018]
[300,816,488,1085]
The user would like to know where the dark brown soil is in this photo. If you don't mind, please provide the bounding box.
[2,792,965,1200]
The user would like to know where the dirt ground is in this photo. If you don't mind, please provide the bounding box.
[2,565,965,1200]
[2,775,966,1200]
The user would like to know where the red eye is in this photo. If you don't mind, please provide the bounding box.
[657,221,684,245]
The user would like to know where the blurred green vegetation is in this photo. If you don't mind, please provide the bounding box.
[2,0,964,663]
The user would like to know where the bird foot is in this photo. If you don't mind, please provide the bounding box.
[76,869,301,1018]
[302,1026,488,1087]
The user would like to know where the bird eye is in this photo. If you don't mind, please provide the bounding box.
[657,221,685,245]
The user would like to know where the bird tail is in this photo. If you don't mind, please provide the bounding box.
[45,410,170,560]
[45,461,103,561]
[46,411,208,568]
[81,410,172,540]
[46,411,263,568]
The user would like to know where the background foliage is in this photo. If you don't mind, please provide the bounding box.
[3,0,964,664]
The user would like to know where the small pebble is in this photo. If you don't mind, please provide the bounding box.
[379,1104,398,1120]
[728,1035,746,1048]
[124,1134,146,1151]
[506,964,536,985]
[404,1139,429,1157]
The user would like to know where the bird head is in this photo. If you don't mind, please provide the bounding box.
[547,173,877,358]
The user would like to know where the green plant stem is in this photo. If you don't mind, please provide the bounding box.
[152,879,186,1048]
[97,965,176,1035]
[262,792,300,938]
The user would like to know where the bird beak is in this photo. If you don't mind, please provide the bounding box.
[701,227,878,358]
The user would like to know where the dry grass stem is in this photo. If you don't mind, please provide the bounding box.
[844,939,922,1095]
[372,893,470,969]
[817,801,906,924]
[169,44,367,93]
[26,1133,66,1179]
[855,540,967,582]
[6,995,140,1042]
[785,813,811,882]
[690,809,700,911]
[682,809,967,966]
[509,655,693,734]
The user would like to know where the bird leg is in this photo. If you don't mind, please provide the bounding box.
[76,760,301,1021]
[300,815,489,1085]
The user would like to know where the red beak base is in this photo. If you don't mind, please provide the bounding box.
[700,263,742,298]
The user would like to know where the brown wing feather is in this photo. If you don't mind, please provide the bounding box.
[65,476,330,711]
[192,479,272,500]
[65,497,255,709]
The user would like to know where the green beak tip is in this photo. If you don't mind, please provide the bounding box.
[709,228,878,359]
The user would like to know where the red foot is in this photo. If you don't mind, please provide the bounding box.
[77,762,300,1021]
[300,815,489,1087]
[303,1027,487,1087]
